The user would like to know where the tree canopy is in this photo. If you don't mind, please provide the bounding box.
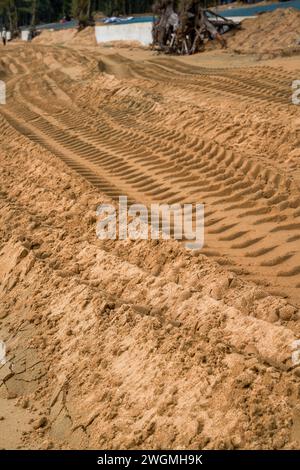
[0,0,157,29]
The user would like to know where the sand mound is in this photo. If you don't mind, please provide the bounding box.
[69,26,97,46]
[227,7,300,56]
[33,26,96,46]
[33,28,77,45]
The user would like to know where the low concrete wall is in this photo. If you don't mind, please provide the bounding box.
[95,22,153,46]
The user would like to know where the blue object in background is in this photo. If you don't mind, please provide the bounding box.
[221,0,300,17]
[33,20,78,30]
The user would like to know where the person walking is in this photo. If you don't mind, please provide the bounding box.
[2,28,7,46]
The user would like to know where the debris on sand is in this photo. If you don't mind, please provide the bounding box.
[152,0,239,54]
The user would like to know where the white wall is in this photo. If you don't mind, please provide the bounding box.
[21,30,30,41]
[95,22,153,46]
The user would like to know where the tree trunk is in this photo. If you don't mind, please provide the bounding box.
[87,0,91,18]
[31,0,37,27]
[7,8,13,31]
[6,0,16,32]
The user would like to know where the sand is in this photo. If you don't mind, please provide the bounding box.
[0,34,300,450]
[32,26,96,46]
[226,7,300,56]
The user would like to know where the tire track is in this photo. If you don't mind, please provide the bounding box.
[1,44,300,305]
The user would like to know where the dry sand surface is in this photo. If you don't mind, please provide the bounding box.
[32,26,97,46]
[32,26,146,50]
[226,7,300,56]
[0,31,300,450]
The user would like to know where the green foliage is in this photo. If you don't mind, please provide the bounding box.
[0,1,213,29]
[0,0,67,28]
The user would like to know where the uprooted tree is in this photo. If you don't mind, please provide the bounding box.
[152,0,240,55]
